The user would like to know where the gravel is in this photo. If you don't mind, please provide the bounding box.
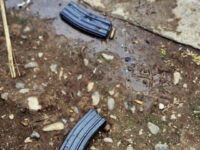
[103,137,113,143]
[27,97,42,111]
[42,122,64,131]
[155,143,168,150]
[159,103,165,110]
[102,53,114,60]
[107,97,115,110]
[50,64,57,73]
[173,71,181,85]
[87,82,94,92]
[19,88,30,94]
[1,92,9,101]
[30,131,40,139]
[147,122,160,135]
[24,62,38,69]
[92,91,100,106]
[15,82,25,89]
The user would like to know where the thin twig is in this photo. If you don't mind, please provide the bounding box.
[0,0,16,78]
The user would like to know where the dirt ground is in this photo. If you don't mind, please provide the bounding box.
[0,1,200,150]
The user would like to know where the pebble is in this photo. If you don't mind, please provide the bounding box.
[102,53,114,60]
[183,83,187,88]
[170,114,177,120]
[15,82,25,89]
[1,92,9,100]
[73,106,79,113]
[125,57,131,62]
[87,82,94,92]
[139,129,143,135]
[27,97,42,111]
[190,147,196,150]
[38,52,43,58]
[50,64,57,73]
[24,137,33,143]
[23,26,31,33]
[42,122,64,131]
[92,91,100,106]
[173,71,181,85]
[30,131,40,139]
[103,137,113,143]
[108,89,115,95]
[19,88,29,94]
[159,103,165,110]
[155,143,168,150]
[107,97,115,110]
[77,90,82,97]
[130,105,136,114]
[104,124,111,132]
[147,122,160,135]
[110,115,117,120]
[77,74,82,80]
[84,58,89,66]
[126,145,134,150]
[9,114,14,120]
[24,62,38,69]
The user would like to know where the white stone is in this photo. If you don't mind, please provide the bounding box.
[1,92,9,100]
[170,114,177,120]
[15,82,25,89]
[173,71,181,85]
[92,91,100,106]
[108,89,115,95]
[84,58,89,66]
[155,143,168,150]
[127,145,134,150]
[103,137,113,143]
[110,115,117,120]
[183,83,187,88]
[102,53,114,60]
[87,82,94,92]
[139,129,143,135]
[147,122,160,135]
[42,122,64,131]
[50,64,57,73]
[38,52,43,58]
[23,26,31,33]
[107,97,115,110]
[24,62,38,68]
[159,103,165,110]
[9,114,14,120]
[19,88,29,94]
[27,97,42,111]
[77,74,82,80]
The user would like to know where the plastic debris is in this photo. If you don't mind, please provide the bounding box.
[59,109,106,150]
[60,2,112,38]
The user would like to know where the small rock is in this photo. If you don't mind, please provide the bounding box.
[161,116,167,121]
[104,124,111,132]
[87,82,94,92]
[15,82,25,89]
[90,146,96,150]
[127,145,134,150]
[125,57,131,62]
[102,53,114,60]
[173,71,181,85]
[148,122,160,135]
[159,103,165,110]
[84,58,89,66]
[62,119,68,124]
[24,137,32,143]
[110,115,117,120]
[50,64,57,73]
[155,143,168,150]
[30,131,40,139]
[24,62,38,69]
[107,97,115,110]
[92,91,100,106]
[139,129,143,135]
[73,106,79,113]
[9,114,14,120]
[130,105,136,114]
[19,88,29,94]
[42,122,64,131]
[23,26,31,33]
[190,147,196,150]
[103,137,113,143]
[77,90,82,97]
[77,74,82,80]
[38,52,43,58]
[1,92,9,100]
[108,89,115,95]
[27,97,42,111]
[170,114,176,120]
[183,83,187,88]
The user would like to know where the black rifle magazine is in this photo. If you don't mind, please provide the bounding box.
[60,2,112,38]
[60,109,106,150]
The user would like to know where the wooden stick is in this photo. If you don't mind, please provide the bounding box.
[0,0,16,78]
